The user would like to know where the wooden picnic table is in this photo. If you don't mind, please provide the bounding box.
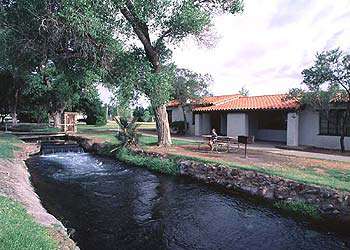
[200,135,238,152]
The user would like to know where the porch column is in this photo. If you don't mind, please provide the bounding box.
[227,113,248,137]
[201,113,211,134]
[287,112,299,147]
[194,114,202,136]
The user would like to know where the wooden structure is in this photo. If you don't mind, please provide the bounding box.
[63,112,78,133]
[200,135,254,157]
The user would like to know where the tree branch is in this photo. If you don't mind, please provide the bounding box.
[120,3,160,70]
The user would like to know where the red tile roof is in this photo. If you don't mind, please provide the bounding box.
[167,94,241,108]
[193,94,300,112]
[167,99,182,107]
[194,94,242,105]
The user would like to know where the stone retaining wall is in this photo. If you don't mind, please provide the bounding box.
[179,160,350,222]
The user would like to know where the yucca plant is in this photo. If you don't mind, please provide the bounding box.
[114,117,141,148]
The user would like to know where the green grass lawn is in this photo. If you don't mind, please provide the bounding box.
[77,122,194,147]
[77,121,156,134]
[0,134,22,159]
[10,123,60,133]
[0,196,57,250]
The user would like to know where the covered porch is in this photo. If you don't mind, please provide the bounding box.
[194,110,299,147]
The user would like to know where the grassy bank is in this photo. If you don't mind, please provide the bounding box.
[273,200,321,220]
[169,154,350,192]
[98,144,179,175]
[0,134,22,158]
[0,134,60,249]
[0,196,57,250]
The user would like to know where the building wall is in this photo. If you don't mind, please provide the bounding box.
[201,113,212,134]
[227,113,248,136]
[299,108,350,149]
[170,106,184,122]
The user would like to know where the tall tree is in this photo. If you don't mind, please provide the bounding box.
[107,0,244,146]
[0,0,116,125]
[289,49,350,152]
[172,68,212,130]
[0,70,14,123]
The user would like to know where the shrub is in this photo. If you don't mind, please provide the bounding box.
[274,200,320,220]
[115,117,140,147]
[115,147,179,175]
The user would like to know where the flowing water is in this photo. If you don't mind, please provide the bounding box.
[27,152,350,250]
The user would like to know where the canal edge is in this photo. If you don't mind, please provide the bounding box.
[0,141,78,250]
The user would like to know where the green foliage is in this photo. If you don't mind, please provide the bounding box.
[133,106,146,122]
[172,68,212,103]
[0,134,21,158]
[132,106,154,122]
[115,117,141,147]
[114,147,179,175]
[292,49,350,111]
[0,196,57,250]
[0,70,14,121]
[142,106,155,122]
[1,0,117,123]
[274,201,320,220]
[112,51,175,107]
[73,84,107,126]
[170,121,187,135]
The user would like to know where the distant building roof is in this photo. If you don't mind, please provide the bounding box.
[193,94,300,112]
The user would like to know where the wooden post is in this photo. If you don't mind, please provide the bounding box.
[238,136,248,158]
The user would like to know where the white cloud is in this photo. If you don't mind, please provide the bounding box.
[173,0,350,96]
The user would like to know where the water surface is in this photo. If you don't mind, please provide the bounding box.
[27,152,350,250]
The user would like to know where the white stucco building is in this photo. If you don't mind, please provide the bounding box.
[167,94,350,150]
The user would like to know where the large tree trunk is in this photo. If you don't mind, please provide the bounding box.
[154,105,172,146]
[11,88,19,126]
[52,108,64,130]
[53,112,61,129]
[181,105,188,133]
[120,5,172,146]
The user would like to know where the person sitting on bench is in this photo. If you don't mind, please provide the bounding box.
[208,128,218,151]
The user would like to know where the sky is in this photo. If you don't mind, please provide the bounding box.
[99,0,350,103]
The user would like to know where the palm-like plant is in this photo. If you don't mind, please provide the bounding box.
[115,117,141,148]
